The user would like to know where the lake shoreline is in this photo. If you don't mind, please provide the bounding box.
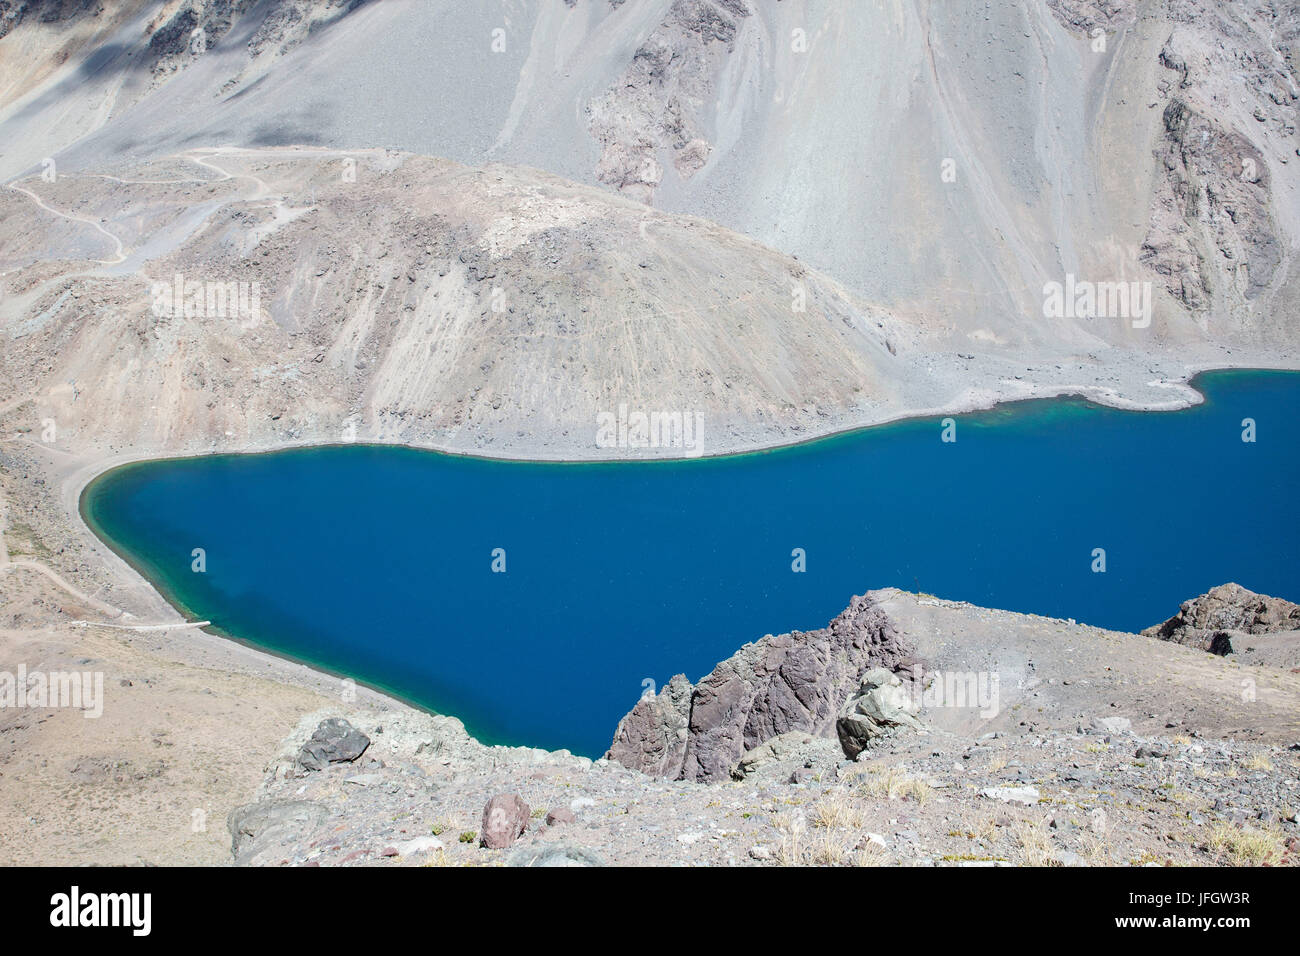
[68,364,1300,757]
[51,361,1299,700]
[67,361,1299,483]
[1,357,1297,863]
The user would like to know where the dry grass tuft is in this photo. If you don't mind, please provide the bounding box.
[1013,820,1058,867]
[855,766,932,803]
[1206,824,1285,865]
[810,791,867,830]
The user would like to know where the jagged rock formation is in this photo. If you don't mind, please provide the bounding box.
[1143,582,1300,653]
[1141,96,1281,311]
[606,594,919,783]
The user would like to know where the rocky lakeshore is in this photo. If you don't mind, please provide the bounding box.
[221,587,1300,867]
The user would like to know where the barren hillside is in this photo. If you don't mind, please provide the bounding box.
[1,0,1296,345]
[0,146,919,460]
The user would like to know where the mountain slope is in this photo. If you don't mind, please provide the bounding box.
[2,0,1296,350]
[0,147,913,459]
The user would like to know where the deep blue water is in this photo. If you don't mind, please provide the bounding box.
[82,370,1300,757]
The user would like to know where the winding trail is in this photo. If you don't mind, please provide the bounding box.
[1,147,278,279]
[0,148,292,428]
[0,558,210,631]
[3,181,126,265]
[0,558,124,618]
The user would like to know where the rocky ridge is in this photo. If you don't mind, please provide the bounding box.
[1143,582,1300,656]
[223,585,1300,867]
[606,593,918,782]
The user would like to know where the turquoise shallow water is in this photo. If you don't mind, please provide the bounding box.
[82,369,1300,757]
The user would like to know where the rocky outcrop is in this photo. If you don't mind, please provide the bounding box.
[1135,0,1298,321]
[1044,0,1136,35]
[145,0,370,83]
[586,0,751,201]
[0,0,106,41]
[1141,97,1281,310]
[606,593,919,782]
[731,731,843,783]
[1143,583,1300,653]
[604,674,693,780]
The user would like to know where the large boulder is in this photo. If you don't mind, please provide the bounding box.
[835,667,923,758]
[1143,583,1300,652]
[606,593,919,782]
[480,793,530,849]
[296,717,371,771]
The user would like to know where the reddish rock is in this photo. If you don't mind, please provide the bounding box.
[480,793,530,849]
[1143,583,1300,651]
[545,807,576,826]
[606,593,918,782]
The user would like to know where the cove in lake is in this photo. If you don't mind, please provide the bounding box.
[83,370,1300,758]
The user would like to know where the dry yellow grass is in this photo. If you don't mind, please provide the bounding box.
[852,840,887,866]
[855,766,932,803]
[810,791,868,830]
[773,798,891,866]
[1013,820,1058,867]
[1078,833,1111,865]
[1206,824,1285,865]
[772,810,806,866]
[810,832,849,865]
